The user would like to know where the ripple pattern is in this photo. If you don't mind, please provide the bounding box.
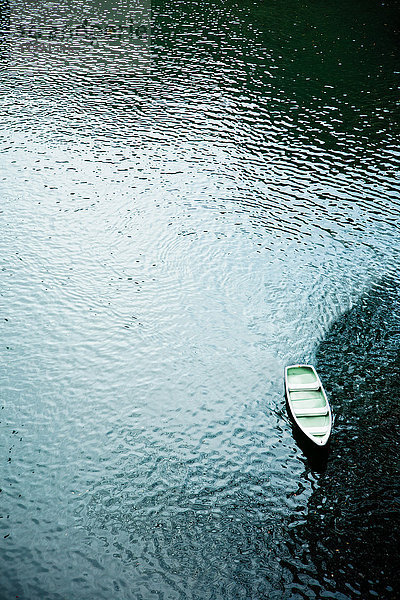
[0,0,399,598]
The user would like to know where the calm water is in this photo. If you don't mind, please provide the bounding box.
[0,0,399,598]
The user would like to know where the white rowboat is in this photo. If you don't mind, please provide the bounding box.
[285,364,332,447]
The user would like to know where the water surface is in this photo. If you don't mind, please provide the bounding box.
[0,0,399,598]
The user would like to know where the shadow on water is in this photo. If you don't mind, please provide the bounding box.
[290,424,330,474]
[285,395,330,474]
[293,275,400,599]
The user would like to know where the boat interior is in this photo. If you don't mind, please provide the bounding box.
[287,366,330,440]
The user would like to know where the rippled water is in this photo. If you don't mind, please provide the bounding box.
[1,0,399,598]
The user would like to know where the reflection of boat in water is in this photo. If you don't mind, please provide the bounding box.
[285,364,332,447]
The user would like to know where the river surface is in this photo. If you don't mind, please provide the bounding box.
[0,0,399,598]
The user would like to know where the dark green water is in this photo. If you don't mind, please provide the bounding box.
[0,0,399,598]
